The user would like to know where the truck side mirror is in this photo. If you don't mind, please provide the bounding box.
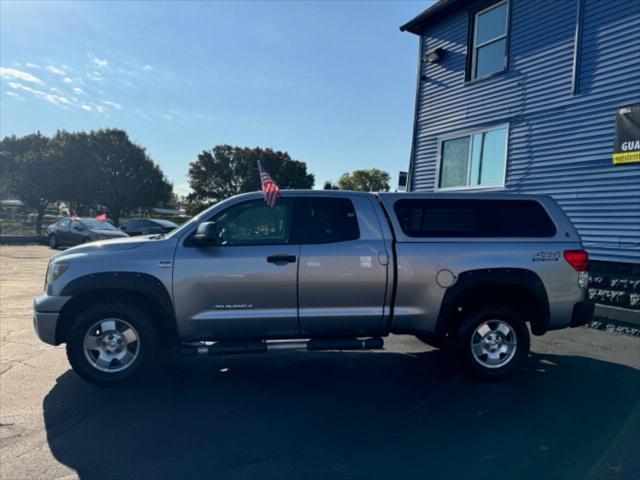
[193,221,219,246]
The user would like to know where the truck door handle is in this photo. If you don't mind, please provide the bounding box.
[267,254,297,264]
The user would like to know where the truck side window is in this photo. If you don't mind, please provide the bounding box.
[297,198,360,244]
[211,199,293,246]
[394,199,556,237]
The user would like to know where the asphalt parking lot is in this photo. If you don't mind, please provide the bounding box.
[1,245,639,480]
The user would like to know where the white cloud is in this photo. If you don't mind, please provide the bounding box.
[173,182,192,197]
[25,63,41,69]
[72,86,84,94]
[7,82,71,107]
[103,100,122,109]
[142,64,154,71]
[95,104,108,114]
[80,104,92,111]
[161,113,174,121]
[46,66,66,75]
[136,109,152,121]
[89,54,108,70]
[6,91,20,97]
[63,77,73,83]
[0,67,44,84]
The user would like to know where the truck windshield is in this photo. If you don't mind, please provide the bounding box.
[162,211,205,239]
[163,195,246,240]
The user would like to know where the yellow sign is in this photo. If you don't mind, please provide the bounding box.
[613,151,640,164]
[613,105,639,165]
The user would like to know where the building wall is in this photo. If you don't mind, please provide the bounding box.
[410,0,640,263]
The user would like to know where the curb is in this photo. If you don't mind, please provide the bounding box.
[0,236,46,245]
[587,305,640,337]
[587,320,640,337]
[594,304,640,326]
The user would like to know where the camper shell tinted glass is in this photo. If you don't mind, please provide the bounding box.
[393,198,556,238]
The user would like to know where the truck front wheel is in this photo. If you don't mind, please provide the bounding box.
[66,303,158,386]
[457,305,530,379]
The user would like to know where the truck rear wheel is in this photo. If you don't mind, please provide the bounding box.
[457,305,530,379]
[66,303,158,386]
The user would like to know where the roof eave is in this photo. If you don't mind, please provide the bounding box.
[399,0,463,35]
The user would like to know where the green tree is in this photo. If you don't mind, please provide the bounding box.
[0,133,59,234]
[186,145,315,214]
[1,129,173,230]
[50,130,100,215]
[89,129,172,225]
[322,180,339,190]
[0,136,21,200]
[337,168,391,192]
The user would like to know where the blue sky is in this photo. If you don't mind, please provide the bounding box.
[0,1,429,195]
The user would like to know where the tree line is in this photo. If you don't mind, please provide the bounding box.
[185,145,315,215]
[0,129,172,232]
[322,168,391,192]
[184,147,391,214]
[1,128,393,232]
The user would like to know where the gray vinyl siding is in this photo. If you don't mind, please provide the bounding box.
[409,0,640,263]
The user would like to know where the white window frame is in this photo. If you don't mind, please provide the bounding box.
[435,124,509,191]
[470,0,510,81]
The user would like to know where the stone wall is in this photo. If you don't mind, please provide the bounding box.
[589,261,640,310]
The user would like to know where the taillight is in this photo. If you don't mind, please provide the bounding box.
[564,250,589,272]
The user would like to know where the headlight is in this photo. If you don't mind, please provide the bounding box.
[47,262,70,285]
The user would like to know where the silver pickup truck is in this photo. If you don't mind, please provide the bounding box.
[34,191,594,385]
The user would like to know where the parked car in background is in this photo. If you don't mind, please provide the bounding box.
[120,218,178,236]
[47,218,128,248]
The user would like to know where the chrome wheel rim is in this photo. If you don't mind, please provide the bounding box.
[471,319,517,369]
[83,318,140,373]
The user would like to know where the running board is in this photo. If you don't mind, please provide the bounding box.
[178,337,384,356]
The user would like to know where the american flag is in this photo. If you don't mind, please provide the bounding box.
[258,160,281,208]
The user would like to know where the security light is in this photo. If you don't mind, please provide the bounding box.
[425,47,445,63]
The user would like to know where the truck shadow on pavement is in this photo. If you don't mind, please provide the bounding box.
[42,350,640,480]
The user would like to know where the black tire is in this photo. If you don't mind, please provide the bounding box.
[66,303,158,386]
[456,305,530,380]
[48,234,58,249]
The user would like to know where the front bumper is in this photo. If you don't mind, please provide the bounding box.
[33,294,70,345]
[570,301,595,328]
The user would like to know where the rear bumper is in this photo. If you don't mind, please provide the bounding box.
[570,301,595,328]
